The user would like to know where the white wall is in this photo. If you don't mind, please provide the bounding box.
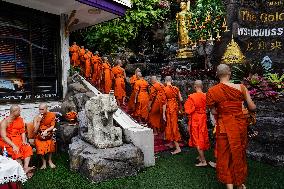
[0,101,60,123]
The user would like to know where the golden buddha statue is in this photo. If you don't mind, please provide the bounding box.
[222,36,245,64]
[176,1,193,58]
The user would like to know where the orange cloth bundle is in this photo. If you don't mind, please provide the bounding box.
[65,111,77,121]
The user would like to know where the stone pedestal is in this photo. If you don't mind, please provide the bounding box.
[69,137,144,182]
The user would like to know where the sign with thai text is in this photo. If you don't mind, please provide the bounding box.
[236,0,284,63]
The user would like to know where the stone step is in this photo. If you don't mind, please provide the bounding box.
[248,138,284,167]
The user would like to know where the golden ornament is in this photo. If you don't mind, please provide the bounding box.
[221,36,245,64]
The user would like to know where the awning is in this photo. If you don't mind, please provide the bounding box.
[3,0,132,31]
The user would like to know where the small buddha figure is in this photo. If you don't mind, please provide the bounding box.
[176,1,191,49]
[176,1,193,58]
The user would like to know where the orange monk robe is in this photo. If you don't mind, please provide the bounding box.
[184,92,210,150]
[91,55,102,87]
[79,48,85,62]
[0,117,33,160]
[164,85,181,142]
[101,61,113,94]
[79,48,86,73]
[84,51,92,78]
[128,74,138,112]
[34,112,56,155]
[112,65,126,103]
[207,83,248,186]
[148,82,166,129]
[134,78,150,121]
[69,44,80,67]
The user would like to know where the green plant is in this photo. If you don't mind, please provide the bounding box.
[231,60,271,83]
[83,0,170,54]
[189,0,226,42]
[266,73,284,92]
[68,66,81,77]
[166,19,178,44]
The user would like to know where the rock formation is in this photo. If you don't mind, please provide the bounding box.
[247,101,284,167]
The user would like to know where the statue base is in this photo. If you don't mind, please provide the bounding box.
[176,48,194,59]
[69,136,144,182]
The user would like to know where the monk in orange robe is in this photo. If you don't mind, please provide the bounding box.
[163,76,183,155]
[207,64,256,189]
[33,103,56,169]
[83,49,92,79]
[128,68,141,113]
[112,59,126,106]
[134,71,150,124]
[79,46,86,74]
[91,52,102,88]
[148,76,166,134]
[101,57,113,94]
[69,42,80,67]
[184,80,210,167]
[0,105,34,176]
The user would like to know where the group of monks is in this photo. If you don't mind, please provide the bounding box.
[0,103,57,179]
[70,42,256,189]
[129,64,255,189]
[69,42,120,97]
[0,40,256,189]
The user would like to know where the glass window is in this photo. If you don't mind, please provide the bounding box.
[0,2,61,103]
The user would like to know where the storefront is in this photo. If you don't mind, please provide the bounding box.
[0,0,131,120]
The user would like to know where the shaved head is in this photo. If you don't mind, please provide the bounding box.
[135,68,141,74]
[151,76,157,84]
[137,71,142,78]
[39,103,48,109]
[10,105,20,114]
[151,76,157,81]
[165,76,172,83]
[10,105,21,117]
[216,64,231,78]
[194,80,203,88]
[39,103,48,114]
[116,59,122,66]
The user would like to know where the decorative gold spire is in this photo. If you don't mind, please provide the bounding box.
[221,36,245,64]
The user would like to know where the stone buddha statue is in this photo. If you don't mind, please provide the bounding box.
[176,1,193,58]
